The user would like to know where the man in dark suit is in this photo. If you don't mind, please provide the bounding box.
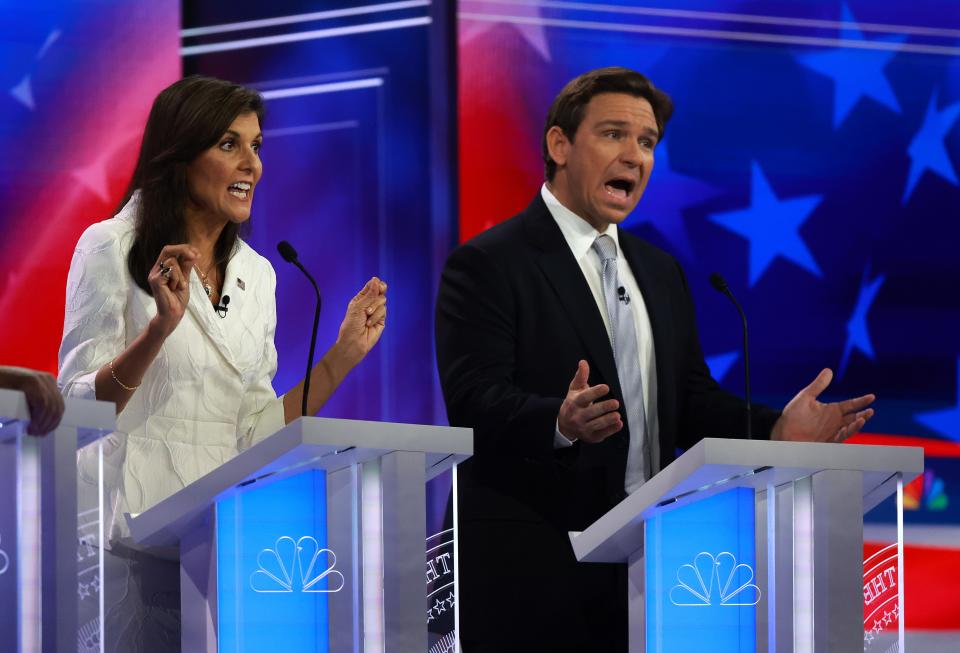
[435,67,875,651]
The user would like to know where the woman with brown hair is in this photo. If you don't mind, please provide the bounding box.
[58,76,386,650]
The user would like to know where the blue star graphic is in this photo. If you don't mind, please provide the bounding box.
[902,92,960,204]
[797,4,903,127]
[706,351,739,382]
[709,162,823,287]
[915,357,960,442]
[839,269,885,378]
[632,143,724,260]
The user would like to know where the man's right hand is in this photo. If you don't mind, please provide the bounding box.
[558,360,623,444]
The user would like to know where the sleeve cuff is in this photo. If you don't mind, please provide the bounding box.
[554,419,576,448]
[60,370,98,401]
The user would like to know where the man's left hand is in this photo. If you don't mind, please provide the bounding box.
[771,368,875,443]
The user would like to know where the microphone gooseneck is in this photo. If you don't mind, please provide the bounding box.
[709,272,752,440]
[277,240,323,417]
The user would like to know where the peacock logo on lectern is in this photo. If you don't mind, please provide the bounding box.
[249,535,344,593]
[0,533,8,576]
[669,551,760,607]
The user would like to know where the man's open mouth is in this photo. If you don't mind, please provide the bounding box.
[604,177,636,200]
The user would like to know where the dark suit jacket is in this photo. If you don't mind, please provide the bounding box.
[435,193,780,651]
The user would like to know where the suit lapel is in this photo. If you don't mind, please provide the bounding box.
[523,196,624,404]
[186,263,242,375]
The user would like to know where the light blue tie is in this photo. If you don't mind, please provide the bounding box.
[591,234,650,492]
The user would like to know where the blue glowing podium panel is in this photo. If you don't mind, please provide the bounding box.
[0,389,114,653]
[126,417,472,653]
[217,470,333,652]
[647,488,757,651]
[570,438,923,653]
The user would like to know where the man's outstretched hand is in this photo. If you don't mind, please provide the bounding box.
[771,368,875,443]
[558,360,623,444]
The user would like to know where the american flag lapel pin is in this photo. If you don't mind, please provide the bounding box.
[237,278,245,291]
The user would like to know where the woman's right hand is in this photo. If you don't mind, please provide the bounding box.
[147,244,199,337]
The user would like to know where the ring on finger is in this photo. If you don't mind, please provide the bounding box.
[159,263,172,278]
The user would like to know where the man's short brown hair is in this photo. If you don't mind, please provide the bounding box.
[542,67,674,181]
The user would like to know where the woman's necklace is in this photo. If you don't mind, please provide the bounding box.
[198,262,217,298]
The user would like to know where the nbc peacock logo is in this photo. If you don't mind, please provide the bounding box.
[904,469,948,511]
[0,532,8,576]
[669,552,760,607]
[249,536,344,593]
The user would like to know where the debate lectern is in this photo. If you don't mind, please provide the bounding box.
[570,438,923,652]
[0,388,115,653]
[126,417,471,653]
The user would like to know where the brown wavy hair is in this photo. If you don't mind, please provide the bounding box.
[120,76,265,293]
[542,67,674,182]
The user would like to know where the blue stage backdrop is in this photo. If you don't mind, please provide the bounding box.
[182,0,454,427]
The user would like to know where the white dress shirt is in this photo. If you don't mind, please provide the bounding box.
[542,184,659,494]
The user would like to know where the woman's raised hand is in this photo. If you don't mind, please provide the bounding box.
[335,277,388,365]
[147,244,200,337]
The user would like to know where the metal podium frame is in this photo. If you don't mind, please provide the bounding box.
[570,438,923,652]
[0,388,115,653]
[127,416,471,653]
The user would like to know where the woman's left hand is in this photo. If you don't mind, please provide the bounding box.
[335,277,388,365]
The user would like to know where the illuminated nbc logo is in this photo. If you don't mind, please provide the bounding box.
[0,533,8,575]
[249,536,344,593]
[903,469,948,511]
[669,552,760,607]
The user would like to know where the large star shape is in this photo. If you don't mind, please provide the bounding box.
[706,351,739,383]
[71,130,140,202]
[797,4,903,127]
[709,162,823,287]
[631,143,724,260]
[8,29,60,111]
[915,357,960,442]
[902,92,960,204]
[839,269,885,378]
[459,0,551,61]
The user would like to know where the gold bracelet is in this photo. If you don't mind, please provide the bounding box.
[108,359,140,391]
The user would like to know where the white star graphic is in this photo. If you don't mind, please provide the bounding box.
[8,29,61,111]
[459,0,551,61]
[71,130,140,202]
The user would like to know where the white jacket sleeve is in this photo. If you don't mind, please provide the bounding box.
[238,262,286,449]
[58,223,129,400]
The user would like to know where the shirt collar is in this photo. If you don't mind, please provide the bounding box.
[541,183,621,261]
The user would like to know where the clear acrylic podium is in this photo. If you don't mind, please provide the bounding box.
[569,438,923,652]
[0,387,115,653]
[126,416,472,652]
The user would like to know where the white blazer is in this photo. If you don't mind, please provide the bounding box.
[59,195,285,541]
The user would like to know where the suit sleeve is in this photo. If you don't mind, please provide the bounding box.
[58,224,128,399]
[672,259,781,447]
[435,243,564,458]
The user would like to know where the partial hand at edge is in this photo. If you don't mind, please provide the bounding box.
[771,368,875,443]
[558,360,622,444]
[0,366,65,436]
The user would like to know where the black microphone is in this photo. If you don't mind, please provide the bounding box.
[215,294,230,318]
[709,273,752,440]
[277,240,322,417]
[617,286,630,305]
